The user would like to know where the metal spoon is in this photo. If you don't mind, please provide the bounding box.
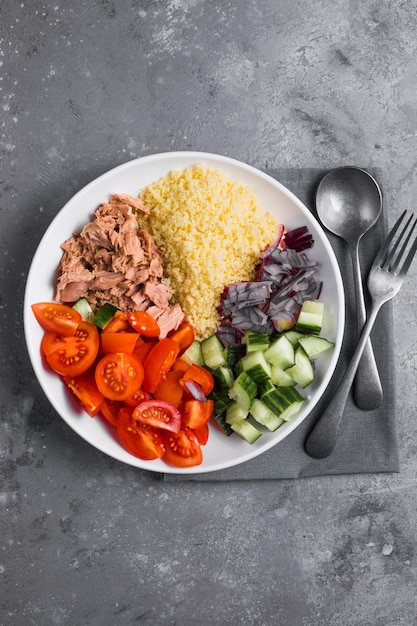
[316,166,383,410]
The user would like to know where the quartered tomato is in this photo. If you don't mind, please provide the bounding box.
[133,339,158,364]
[117,407,165,460]
[142,338,180,393]
[123,387,151,408]
[153,370,184,407]
[132,399,181,433]
[127,311,160,337]
[45,321,99,377]
[193,423,209,446]
[162,428,203,467]
[168,322,195,353]
[182,399,214,429]
[64,371,104,417]
[100,332,140,354]
[32,302,81,336]
[180,364,214,396]
[95,352,144,401]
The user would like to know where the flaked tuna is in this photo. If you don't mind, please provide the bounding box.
[55,193,184,337]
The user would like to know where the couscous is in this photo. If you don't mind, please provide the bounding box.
[137,163,279,339]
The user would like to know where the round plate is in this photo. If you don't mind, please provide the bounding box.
[24,152,345,474]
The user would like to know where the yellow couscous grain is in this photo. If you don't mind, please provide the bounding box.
[138,163,279,339]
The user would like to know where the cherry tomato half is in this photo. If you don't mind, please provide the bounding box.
[133,400,181,433]
[32,302,81,336]
[100,398,125,427]
[127,311,160,337]
[162,428,203,467]
[180,364,214,396]
[117,407,165,460]
[45,321,99,377]
[142,338,180,393]
[64,371,104,417]
[182,399,214,429]
[193,423,209,446]
[95,352,144,401]
[100,332,141,354]
[153,370,184,407]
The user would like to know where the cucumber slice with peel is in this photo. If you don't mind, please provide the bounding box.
[261,385,305,421]
[226,402,249,425]
[250,399,284,431]
[286,345,315,388]
[241,350,271,384]
[230,419,262,444]
[264,334,295,369]
[270,365,296,387]
[295,300,324,335]
[297,336,334,359]
[182,340,205,366]
[201,335,226,369]
[229,372,257,410]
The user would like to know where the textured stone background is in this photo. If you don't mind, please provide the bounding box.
[1,1,417,624]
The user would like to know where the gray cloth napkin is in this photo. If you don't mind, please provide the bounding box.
[162,168,399,482]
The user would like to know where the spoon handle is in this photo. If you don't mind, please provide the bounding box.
[305,303,381,458]
[350,242,383,410]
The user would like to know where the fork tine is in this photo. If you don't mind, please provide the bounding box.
[373,210,407,267]
[399,227,417,276]
[388,214,416,272]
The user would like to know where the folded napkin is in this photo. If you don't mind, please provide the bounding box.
[162,168,399,482]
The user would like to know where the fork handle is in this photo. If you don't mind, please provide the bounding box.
[350,242,383,410]
[305,303,381,459]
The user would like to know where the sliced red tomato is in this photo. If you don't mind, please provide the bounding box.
[153,370,184,407]
[95,352,144,401]
[171,358,191,374]
[142,338,180,393]
[182,399,214,429]
[45,321,99,377]
[127,311,160,337]
[64,371,104,417]
[32,302,81,336]
[100,398,124,427]
[133,399,181,433]
[41,331,71,357]
[168,322,195,353]
[123,387,151,408]
[117,407,165,460]
[162,428,203,467]
[100,332,140,354]
[101,311,130,333]
[180,364,214,396]
[133,339,158,364]
[193,423,209,446]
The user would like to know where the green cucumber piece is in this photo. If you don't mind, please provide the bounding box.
[244,331,270,352]
[230,419,262,444]
[295,300,324,335]
[270,365,296,387]
[223,344,246,369]
[182,340,204,366]
[240,350,272,384]
[225,402,250,425]
[72,297,94,322]
[297,335,334,359]
[261,385,305,421]
[286,345,315,388]
[264,334,295,369]
[213,366,234,389]
[228,371,257,410]
[93,303,119,329]
[250,399,284,431]
[209,388,233,415]
[283,330,304,345]
[201,335,226,369]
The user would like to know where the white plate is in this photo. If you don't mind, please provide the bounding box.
[24,151,345,474]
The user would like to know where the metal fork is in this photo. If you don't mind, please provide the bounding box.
[305,210,417,459]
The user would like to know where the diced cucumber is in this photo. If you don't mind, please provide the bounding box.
[209,388,233,415]
[213,366,234,389]
[223,344,246,369]
[270,365,296,387]
[286,345,315,388]
[212,411,234,436]
[297,335,334,359]
[230,419,262,444]
[226,402,249,425]
[182,340,205,366]
[250,399,284,431]
[295,300,324,335]
[264,334,295,369]
[244,331,270,352]
[201,335,226,369]
[72,297,94,322]
[240,350,272,384]
[283,330,304,345]
[93,303,119,329]
[229,371,257,410]
[261,385,305,421]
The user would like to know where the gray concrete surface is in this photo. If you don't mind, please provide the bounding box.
[1,1,417,624]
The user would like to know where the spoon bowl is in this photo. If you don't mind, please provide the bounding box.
[315,166,383,410]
